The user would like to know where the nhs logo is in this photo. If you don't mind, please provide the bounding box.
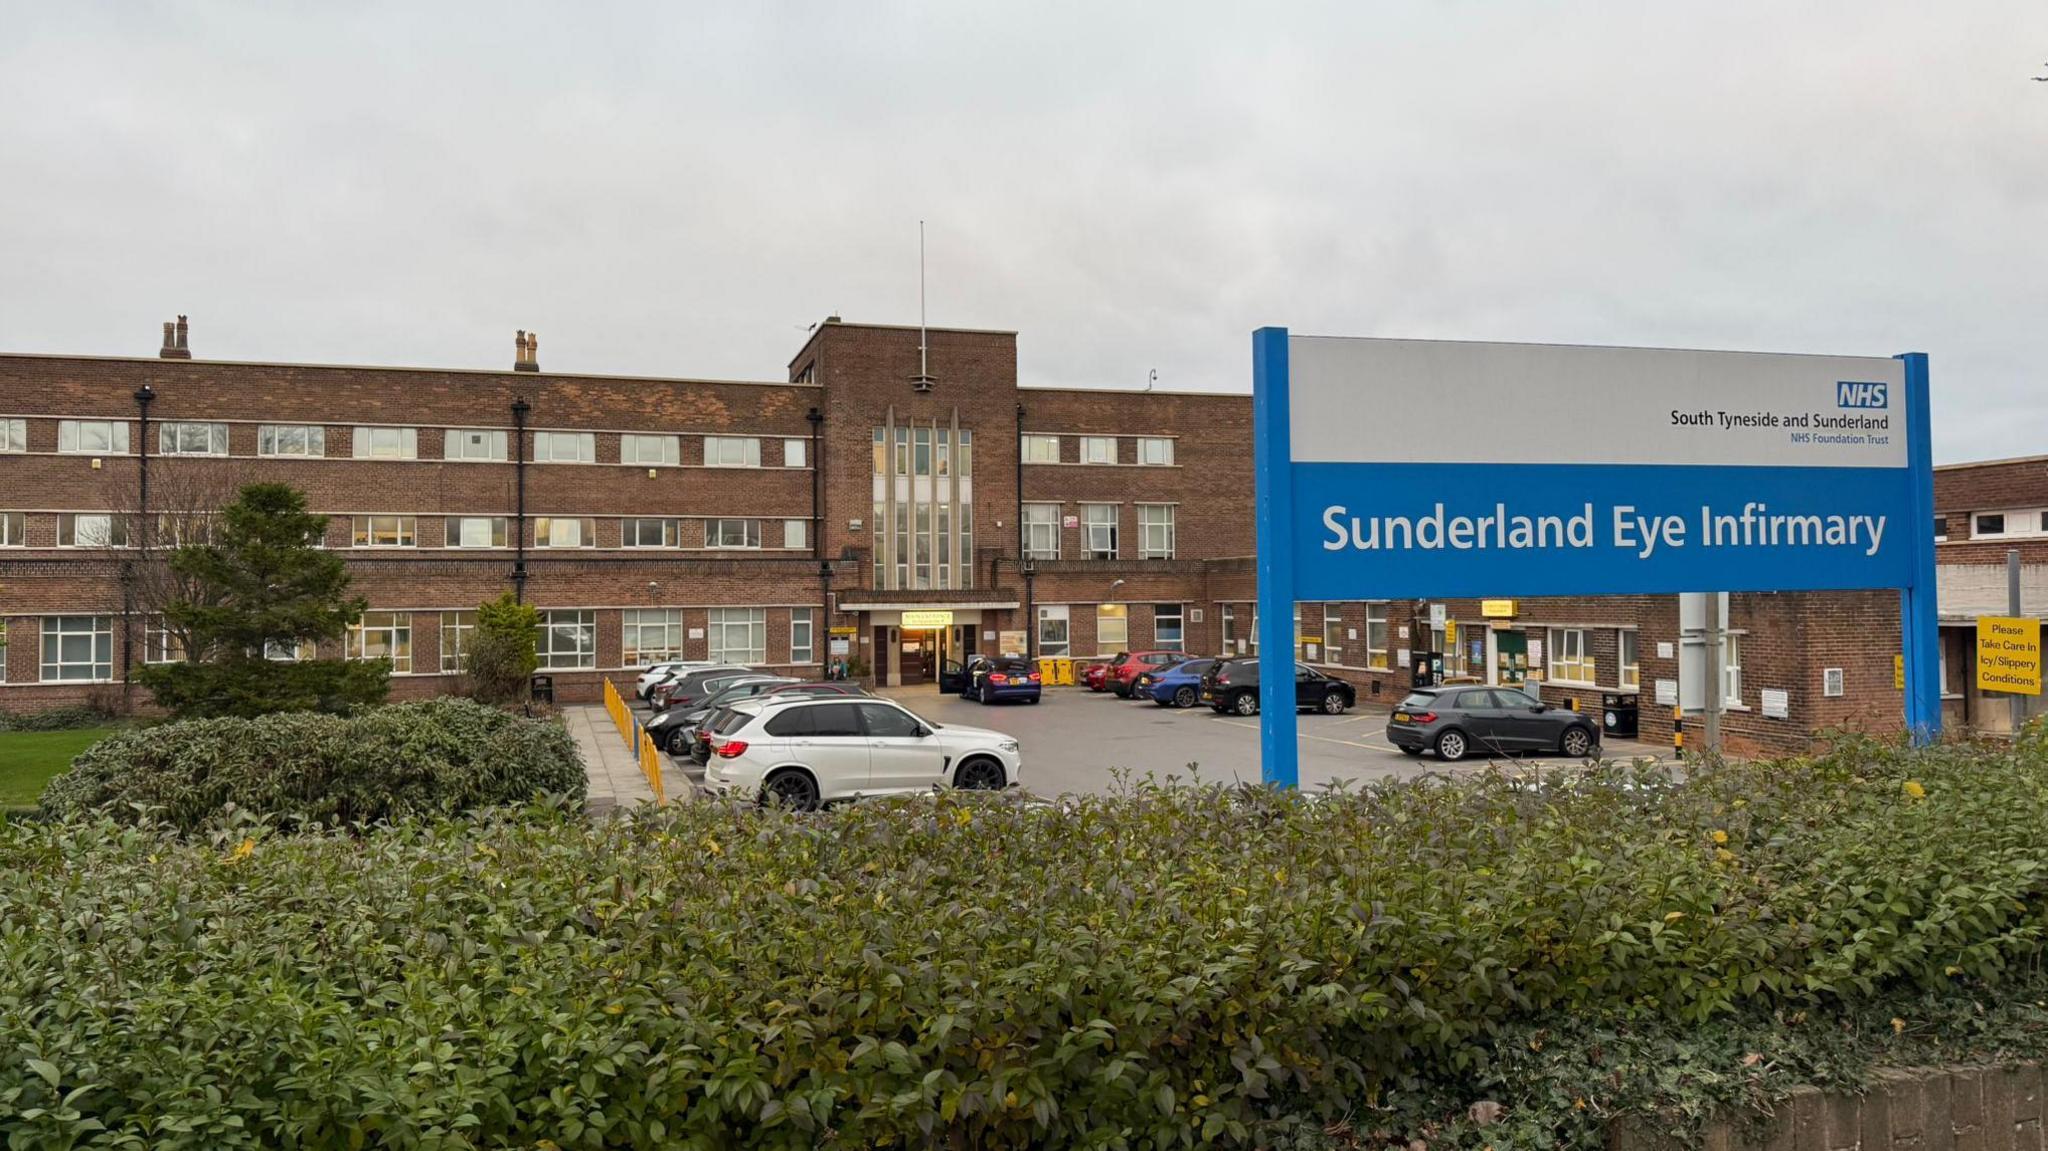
[1836,381,1889,409]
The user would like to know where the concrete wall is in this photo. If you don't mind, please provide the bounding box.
[1610,1061,2044,1150]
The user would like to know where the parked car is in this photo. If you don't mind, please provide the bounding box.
[702,695,1022,809]
[1139,657,1217,708]
[971,656,1042,705]
[636,660,726,700]
[1385,685,1600,762]
[1081,661,1112,692]
[644,676,798,755]
[1199,659,1356,716]
[1109,651,1188,698]
[651,665,755,710]
[943,654,995,696]
[687,682,869,763]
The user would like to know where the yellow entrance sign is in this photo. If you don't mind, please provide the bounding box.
[901,610,955,629]
[1976,616,2042,695]
[1893,654,1904,691]
[1481,599,1517,618]
[1445,620,1458,645]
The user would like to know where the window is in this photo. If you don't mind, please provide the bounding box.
[444,516,508,548]
[533,517,594,548]
[1097,604,1129,651]
[443,428,509,461]
[621,434,680,466]
[0,417,24,452]
[621,608,683,666]
[1138,504,1175,559]
[1021,434,1060,463]
[1967,509,2048,540]
[791,607,815,664]
[351,515,416,547]
[707,519,761,549]
[859,702,923,738]
[0,512,22,546]
[1824,666,1845,698]
[264,639,317,662]
[782,438,807,468]
[958,429,973,477]
[352,426,417,460]
[708,607,766,664]
[1723,635,1743,706]
[1976,513,2009,536]
[705,436,761,467]
[348,611,413,673]
[621,518,679,548]
[765,701,861,737]
[537,610,596,669]
[259,424,326,457]
[1221,604,1246,656]
[159,421,229,456]
[1082,504,1118,559]
[1324,604,1345,664]
[1036,605,1070,657]
[1933,515,1949,543]
[1154,604,1184,652]
[441,611,475,673]
[41,616,112,682]
[913,427,932,476]
[871,428,888,475]
[1618,629,1640,689]
[1138,437,1174,466]
[533,430,596,463]
[145,618,187,664]
[1022,502,1061,560]
[784,519,808,551]
[1547,627,1593,683]
[58,514,127,547]
[58,420,129,454]
[1366,604,1390,669]
[1081,436,1116,465]
[155,512,216,547]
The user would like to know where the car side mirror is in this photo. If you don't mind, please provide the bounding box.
[1530,704,1549,713]
[915,726,933,737]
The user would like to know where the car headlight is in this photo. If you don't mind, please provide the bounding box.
[997,739,1020,753]
[646,714,670,729]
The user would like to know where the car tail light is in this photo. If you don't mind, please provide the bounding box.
[990,673,1008,684]
[715,740,748,758]
[1028,672,1042,683]
[1411,712,1437,724]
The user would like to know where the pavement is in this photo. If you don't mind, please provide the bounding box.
[565,705,687,811]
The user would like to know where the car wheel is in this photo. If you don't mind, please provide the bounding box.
[1321,690,1348,715]
[978,684,993,705]
[1173,686,1197,708]
[955,757,1006,790]
[1436,730,1469,762]
[1400,746,1424,757]
[1560,726,1594,758]
[1232,691,1259,716]
[666,728,691,755]
[762,768,821,811]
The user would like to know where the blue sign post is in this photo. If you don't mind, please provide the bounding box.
[1251,328,1939,788]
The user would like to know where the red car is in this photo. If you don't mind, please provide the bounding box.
[1108,651,1189,698]
[1082,662,1112,692]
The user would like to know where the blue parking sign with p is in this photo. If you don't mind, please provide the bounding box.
[1250,329,1938,788]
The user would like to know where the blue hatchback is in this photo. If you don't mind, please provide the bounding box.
[1141,657,1217,708]
[974,656,1043,705]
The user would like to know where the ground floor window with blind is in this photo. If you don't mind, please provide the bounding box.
[1546,627,1593,684]
[1365,604,1390,669]
[1153,604,1184,651]
[708,608,766,664]
[538,610,596,669]
[1618,629,1640,689]
[441,611,475,673]
[348,611,413,673]
[790,608,815,663]
[621,609,682,666]
[1097,604,1129,652]
[1036,605,1070,657]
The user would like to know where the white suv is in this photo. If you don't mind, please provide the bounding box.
[703,696,1021,809]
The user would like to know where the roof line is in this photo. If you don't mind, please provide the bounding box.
[1935,453,2048,472]
[1019,384,1247,399]
[0,352,812,390]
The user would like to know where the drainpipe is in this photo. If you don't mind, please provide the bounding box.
[1016,402,1033,659]
[123,384,156,693]
[510,397,530,602]
[806,406,823,563]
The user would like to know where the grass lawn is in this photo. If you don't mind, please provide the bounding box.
[0,728,113,808]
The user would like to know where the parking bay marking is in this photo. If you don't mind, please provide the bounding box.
[1215,717,1398,752]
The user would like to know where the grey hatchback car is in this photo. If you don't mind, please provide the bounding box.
[1385,685,1601,762]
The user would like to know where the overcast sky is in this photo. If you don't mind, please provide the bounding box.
[2,2,2043,463]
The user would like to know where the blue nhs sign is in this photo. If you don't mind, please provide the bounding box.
[1250,330,1938,788]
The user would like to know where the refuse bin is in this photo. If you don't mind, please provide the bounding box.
[1601,691,1638,738]
[530,674,555,704]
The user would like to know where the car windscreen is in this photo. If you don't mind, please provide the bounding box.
[991,659,1034,674]
[1179,660,1215,676]
[1397,692,1439,710]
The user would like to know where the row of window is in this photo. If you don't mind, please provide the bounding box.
[1032,603,1186,657]
[0,513,812,551]
[1019,434,1175,466]
[1936,509,2048,542]
[870,426,976,477]
[0,418,807,467]
[1020,503,1177,560]
[6,608,813,683]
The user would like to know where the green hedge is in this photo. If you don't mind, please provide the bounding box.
[0,704,113,733]
[36,698,583,830]
[4,735,2048,1149]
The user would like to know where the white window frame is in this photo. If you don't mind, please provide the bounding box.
[532,430,596,464]
[783,519,808,551]
[1366,603,1390,670]
[263,638,317,663]
[352,515,416,548]
[1020,434,1060,463]
[1036,604,1070,657]
[621,434,680,467]
[790,607,815,664]
[1081,436,1116,465]
[1137,504,1175,559]
[0,511,22,547]
[259,424,326,458]
[441,611,475,674]
[41,615,113,682]
[707,607,766,664]
[782,438,808,468]
[1546,627,1594,685]
[146,617,188,664]
[537,610,597,670]
[533,517,594,548]
[1022,502,1061,560]
[58,420,129,455]
[1097,604,1130,652]
[443,428,509,462]
[445,516,508,549]
[621,608,683,666]
[707,518,762,549]
[621,517,679,548]
[352,426,418,460]
[1081,503,1118,560]
[1220,603,1245,656]
[1618,629,1640,690]
[704,436,761,468]
[1933,515,1949,543]
[58,513,128,548]
[0,417,25,453]
[159,421,229,456]
[1138,436,1174,466]
[1969,509,2048,540]
[1723,634,1743,706]
[1153,603,1184,652]
[348,611,413,673]
[1321,604,1344,665]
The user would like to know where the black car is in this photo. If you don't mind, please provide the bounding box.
[1385,685,1600,762]
[645,676,796,754]
[1199,659,1355,716]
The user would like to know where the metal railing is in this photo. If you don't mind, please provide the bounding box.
[601,678,667,806]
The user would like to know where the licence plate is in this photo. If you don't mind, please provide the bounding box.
[1201,691,1213,700]
[1393,712,1411,723]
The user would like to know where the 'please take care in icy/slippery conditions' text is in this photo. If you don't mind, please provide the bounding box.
[1320,502,1887,559]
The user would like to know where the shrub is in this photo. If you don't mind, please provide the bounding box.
[37,697,583,830]
[466,591,541,705]
[0,704,111,733]
[6,735,2048,1149]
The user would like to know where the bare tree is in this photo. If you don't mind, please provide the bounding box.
[102,457,256,664]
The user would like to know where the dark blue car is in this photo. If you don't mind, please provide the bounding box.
[973,656,1042,705]
[1141,657,1217,708]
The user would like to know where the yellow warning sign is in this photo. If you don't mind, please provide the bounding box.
[1976,616,2042,696]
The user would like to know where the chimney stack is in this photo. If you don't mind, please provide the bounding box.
[514,329,538,372]
[160,315,191,359]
